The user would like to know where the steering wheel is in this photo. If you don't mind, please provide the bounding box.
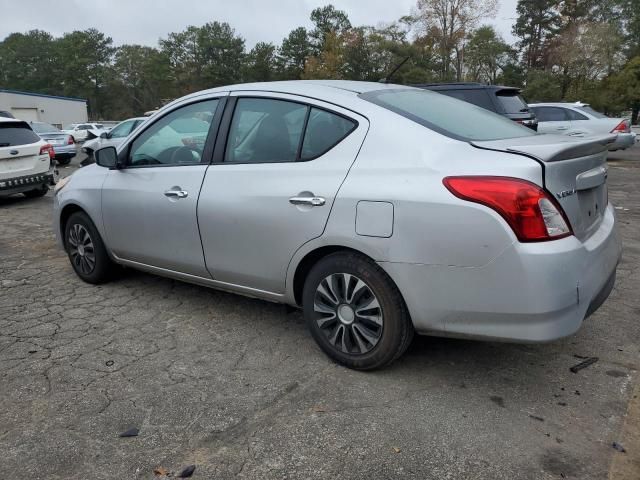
[169,145,201,164]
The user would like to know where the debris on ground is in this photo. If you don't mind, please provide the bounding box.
[105,360,114,367]
[178,465,196,478]
[118,427,139,438]
[392,447,401,453]
[612,442,626,453]
[310,405,327,413]
[153,466,170,476]
[529,415,545,422]
[570,357,598,373]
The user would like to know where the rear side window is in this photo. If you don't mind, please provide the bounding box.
[301,108,356,160]
[531,107,568,122]
[565,109,589,121]
[361,89,534,141]
[439,89,495,111]
[0,122,41,146]
[495,91,529,114]
[576,106,607,119]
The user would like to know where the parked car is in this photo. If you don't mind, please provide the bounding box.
[0,110,15,119]
[81,117,146,163]
[30,122,76,166]
[0,117,57,198]
[53,81,620,370]
[529,102,637,151]
[62,123,106,142]
[413,82,538,130]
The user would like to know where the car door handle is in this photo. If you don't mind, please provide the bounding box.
[556,126,569,130]
[289,196,326,206]
[164,189,188,199]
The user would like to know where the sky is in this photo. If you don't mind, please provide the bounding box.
[0,0,519,47]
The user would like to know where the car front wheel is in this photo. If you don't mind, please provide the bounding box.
[64,211,114,284]
[302,252,414,370]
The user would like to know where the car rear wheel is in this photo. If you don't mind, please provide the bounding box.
[56,157,72,166]
[64,211,114,284]
[302,252,414,370]
[23,184,48,198]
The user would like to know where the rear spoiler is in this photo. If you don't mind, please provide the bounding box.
[471,134,616,163]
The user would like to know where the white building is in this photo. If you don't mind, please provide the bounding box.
[0,89,87,128]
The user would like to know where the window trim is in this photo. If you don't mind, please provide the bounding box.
[119,97,227,170]
[213,95,359,166]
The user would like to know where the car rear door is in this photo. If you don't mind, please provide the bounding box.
[531,107,572,134]
[197,92,369,294]
[101,97,225,277]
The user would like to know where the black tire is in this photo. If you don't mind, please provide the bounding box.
[23,184,48,198]
[302,252,414,370]
[64,211,114,284]
[56,157,72,166]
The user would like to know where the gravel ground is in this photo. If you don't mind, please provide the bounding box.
[0,144,638,479]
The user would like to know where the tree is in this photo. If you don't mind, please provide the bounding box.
[56,29,114,118]
[413,0,498,81]
[302,31,344,79]
[276,27,311,79]
[161,22,245,95]
[244,42,276,82]
[309,5,352,53]
[0,30,59,94]
[607,56,640,124]
[512,0,560,69]
[522,69,562,102]
[465,26,513,83]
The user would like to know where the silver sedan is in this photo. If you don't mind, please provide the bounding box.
[53,81,621,370]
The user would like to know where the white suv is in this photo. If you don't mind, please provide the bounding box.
[0,117,57,198]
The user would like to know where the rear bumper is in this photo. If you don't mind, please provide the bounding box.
[52,144,77,158]
[609,132,636,151]
[380,203,621,342]
[0,172,54,196]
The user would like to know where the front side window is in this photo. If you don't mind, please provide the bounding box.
[301,108,356,160]
[128,99,219,166]
[361,89,534,141]
[109,120,136,138]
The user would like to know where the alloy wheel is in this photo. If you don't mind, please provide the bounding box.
[68,224,96,275]
[313,273,383,354]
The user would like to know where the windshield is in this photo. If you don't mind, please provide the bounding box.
[31,122,60,134]
[496,91,529,114]
[577,105,607,119]
[361,89,535,141]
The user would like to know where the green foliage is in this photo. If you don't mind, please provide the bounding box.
[522,69,562,102]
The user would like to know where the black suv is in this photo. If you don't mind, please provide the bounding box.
[413,82,538,131]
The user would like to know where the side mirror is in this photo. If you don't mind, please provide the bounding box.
[100,132,108,139]
[95,146,120,169]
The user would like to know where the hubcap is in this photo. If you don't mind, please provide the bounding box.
[313,273,383,355]
[68,224,96,275]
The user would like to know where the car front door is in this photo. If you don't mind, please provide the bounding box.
[101,97,225,277]
[197,92,368,294]
[531,107,572,134]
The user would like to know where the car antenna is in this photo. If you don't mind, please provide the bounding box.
[379,56,411,84]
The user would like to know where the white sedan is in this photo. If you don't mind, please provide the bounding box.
[529,102,636,151]
[62,123,107,142]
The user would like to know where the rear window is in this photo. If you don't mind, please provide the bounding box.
[0,122,41,146]
[496,91,529,114]
[439,89,495,111]
[361,89,535,141]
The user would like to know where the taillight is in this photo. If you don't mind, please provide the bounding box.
[67,135,74,145]
[611,120,630,133]
[39,144,54,159]
[443,176,572,242]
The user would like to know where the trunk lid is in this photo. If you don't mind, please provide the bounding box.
[471,134,615,240]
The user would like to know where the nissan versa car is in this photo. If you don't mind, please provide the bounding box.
[30,121,77,165]
[53,81,621,370]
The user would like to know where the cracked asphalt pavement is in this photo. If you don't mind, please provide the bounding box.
[1,145,639,479]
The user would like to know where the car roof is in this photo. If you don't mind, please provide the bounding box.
[0,116,24,123]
